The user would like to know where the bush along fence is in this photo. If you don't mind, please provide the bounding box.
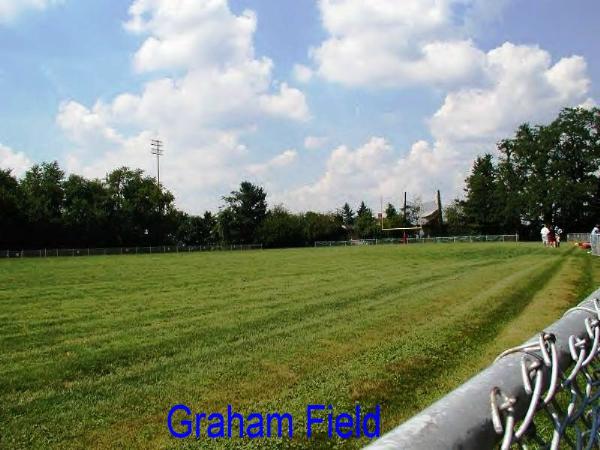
[314,234,519,247]
[366,287,600,450]
[0,244,263,259]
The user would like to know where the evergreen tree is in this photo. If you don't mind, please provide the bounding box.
[341,202,355,226]
[219,181,267,244]
[356,201,370,218]
[463,154,500,234]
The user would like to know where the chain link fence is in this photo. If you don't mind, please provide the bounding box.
[315,234,519,247]
[0,244,263,259]
[366,287,600,450]
[567,233,592,243]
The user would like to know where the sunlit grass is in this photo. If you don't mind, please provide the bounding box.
[1,243,596,449]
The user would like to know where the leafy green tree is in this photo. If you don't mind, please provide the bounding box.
[495,142,524,234]
[404,201,422,227]
[354,201,380,238]
[384,202,402,229]
[303,211,345,243]
[385,203,397,219]
[258,205,305,248]
[0,169,23,248]
[546,108,600,230]
[176,211,218,246]
[105,167,177,245]
[444,200,468,235]
[495,107,600,235]
[63,175,109,246]
[219,181,267,244]
[20,161,65,247]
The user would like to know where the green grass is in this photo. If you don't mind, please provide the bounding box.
[1,243,598,449]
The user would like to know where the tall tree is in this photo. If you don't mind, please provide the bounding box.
[495,140,524,234]
[63,175,109,246]
[0,169,23,248]
[354,201,380,238]
[219,181,267,244]
[105,167,177,245]
[356,201,370,218]
[546,107,600,230]
[258,205,305,248]
[463,154,500,234]
[304,211,345,243]
[175,211,218,246]
[340,202,355,226]
[496,107,600,234]
[443,200,468,236]
[20,161,65,247]
[384,202,402,229]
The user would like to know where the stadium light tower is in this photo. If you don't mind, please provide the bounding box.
[150,139,164,188]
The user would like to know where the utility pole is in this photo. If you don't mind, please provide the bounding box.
[437,189,443,226]
[380,196,384,230]
[403,192,407,223]
[150,139,163,188]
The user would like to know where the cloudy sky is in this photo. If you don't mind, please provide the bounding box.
[0,0,598,213]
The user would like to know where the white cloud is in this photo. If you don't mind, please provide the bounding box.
[58,0,309,212]
[125,0,257,73]
[283,137,460,211]
[430,43,591,143]
[259,83,310,121]
[286,137,395,210]
[293,64,313,83]
[0,144,32,176]
[312,0,490,87]
[0,0,62,23]
[247,149,297,176]
[284,43,593,212]
[304,136,329,150]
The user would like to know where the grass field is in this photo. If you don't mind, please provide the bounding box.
[1,243,599,449]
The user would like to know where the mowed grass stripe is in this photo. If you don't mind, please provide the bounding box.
[0,243,577,449]
[1,251,533,390]
[0,252,508,364]
[80,253,564,449]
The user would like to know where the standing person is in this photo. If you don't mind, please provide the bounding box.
[592,224,600,237]
[541,224,550,246]
[548,226,556,248]
[554,226,563,248]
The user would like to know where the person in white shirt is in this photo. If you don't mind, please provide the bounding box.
[541,225,550,246]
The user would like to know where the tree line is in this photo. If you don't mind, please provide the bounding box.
[0,161,420,249]
[1,107,598,249]
[0,165,351,249]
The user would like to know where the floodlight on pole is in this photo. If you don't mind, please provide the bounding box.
[150,139,163,188]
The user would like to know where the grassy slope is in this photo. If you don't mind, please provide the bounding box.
[1,243,598,449]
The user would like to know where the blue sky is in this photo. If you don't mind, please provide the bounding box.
[0,0,598,213]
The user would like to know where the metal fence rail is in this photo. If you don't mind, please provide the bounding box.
[0,244,263,259]
[315,234,519,247]
[567,233,591,243]
[366,287,600,450]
